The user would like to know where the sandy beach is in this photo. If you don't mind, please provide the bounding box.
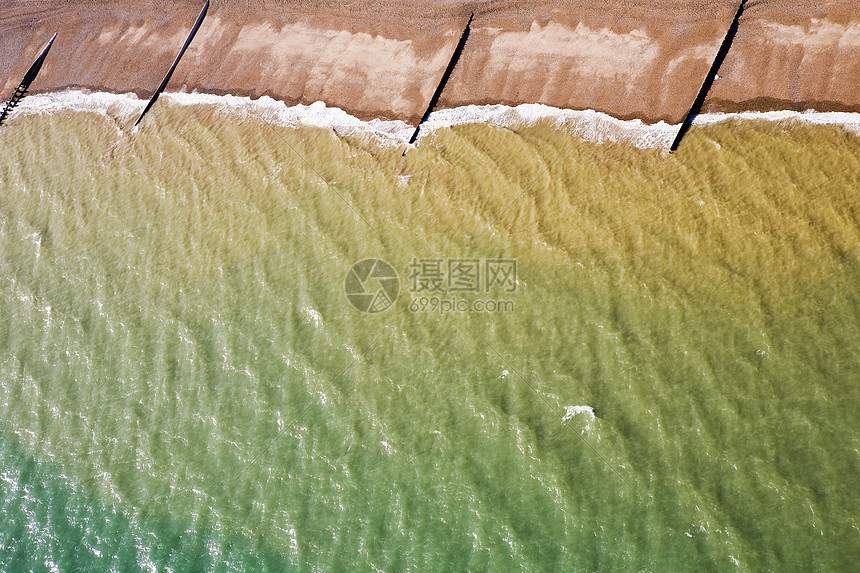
[2,0,859,125]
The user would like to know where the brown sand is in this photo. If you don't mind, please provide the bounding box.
[1,0,859,124]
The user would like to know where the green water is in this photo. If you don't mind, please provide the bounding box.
[0,104,859,571]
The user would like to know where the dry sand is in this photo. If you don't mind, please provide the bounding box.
[1,0,859,124]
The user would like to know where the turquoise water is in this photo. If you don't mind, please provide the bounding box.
[0,104,859,571]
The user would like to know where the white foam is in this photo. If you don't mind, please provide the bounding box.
[423,103,679,148]
[300,306,323,329]
[10,89,860,149]
[562,405,595,433]
[692,109,860,132]
[562,405,594,421]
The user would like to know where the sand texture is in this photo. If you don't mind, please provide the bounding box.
[1,0,859,124]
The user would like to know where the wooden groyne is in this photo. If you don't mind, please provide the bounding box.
[134,0,210,127]
[670,0,746,152]
[404,13,474,151]
[0,33,57,128]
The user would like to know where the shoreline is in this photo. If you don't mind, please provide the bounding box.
[11,89,860,150]
[2,1,860,127]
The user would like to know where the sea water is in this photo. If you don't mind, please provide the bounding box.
[0,92,858,571]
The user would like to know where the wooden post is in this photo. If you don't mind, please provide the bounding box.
[134,0,210,127]
[403,13,474,154]
[0,33,57,128]
[670,0,746,152]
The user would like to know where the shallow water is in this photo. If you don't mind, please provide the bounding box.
[0,98,859,571]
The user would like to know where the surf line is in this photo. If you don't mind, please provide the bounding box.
[134,0,210,127]
[670,0,746,152]
[0,33,57,128]
[403,12,474,155]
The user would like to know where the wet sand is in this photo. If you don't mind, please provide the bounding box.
[1,0,859,124]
